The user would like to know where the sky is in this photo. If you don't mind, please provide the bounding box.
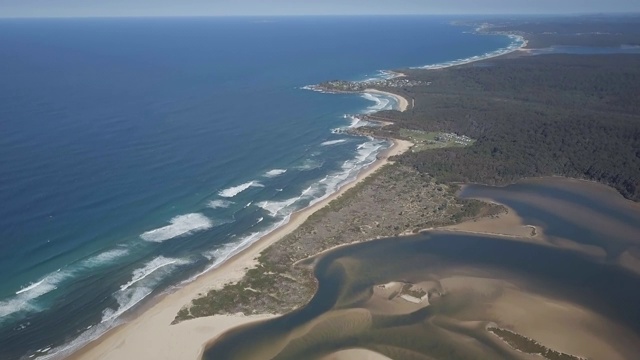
[0,0,639,18]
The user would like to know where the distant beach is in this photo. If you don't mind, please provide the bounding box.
[364,89,409,112]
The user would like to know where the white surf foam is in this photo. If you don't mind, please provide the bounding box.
[361,92,394,114]
[321,139,348,146]
[1,270,70,319]
[296,159,324,171]
[15,279,46,295]
[218,181,264,198]
[256,197,300,217]
[197,215,291,277]
[120,256,185,291]
[105,256,190,322]
[207,199,234,209]
[82,248,129,268]
[264,169,287,178]
[194,141,387,286]
[140,213,213,243]
[415,34,526,70]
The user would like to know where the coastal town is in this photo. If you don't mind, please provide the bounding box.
[313,77,428,93]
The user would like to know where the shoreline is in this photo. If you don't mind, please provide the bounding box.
[66,139,413,360]
[53,24,523,360]
[413,33,528,70]
[364,88,410,112]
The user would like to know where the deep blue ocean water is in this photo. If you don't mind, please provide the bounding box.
[0,16,517,359]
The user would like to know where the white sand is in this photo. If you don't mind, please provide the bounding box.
[69,139,413,360]
[322,348,392,360]
[364,89,410,112]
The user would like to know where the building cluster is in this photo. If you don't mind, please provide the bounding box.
[436,133,474,146]
[319,78,427,92]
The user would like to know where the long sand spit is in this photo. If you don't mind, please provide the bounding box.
[69,139,413,360]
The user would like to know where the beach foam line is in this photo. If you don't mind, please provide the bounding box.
[321,139,348,146]
[264,169,287,178]
[35,256,191,359]
[415,34,526,70]
[196,215,292,279]
[256,197,300,217]
[140,213,213,243]
[120,257,179,291]
[361,92,394,114]
[258,139,387,220]
[331,115,372,133]
[218,181,264,198]
[189,139,390,285]
[207,199,234,209]
[105,256,191,322]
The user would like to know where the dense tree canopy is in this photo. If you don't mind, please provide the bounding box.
[377,54,640,201]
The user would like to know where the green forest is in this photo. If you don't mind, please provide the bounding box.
[375,54,640,201]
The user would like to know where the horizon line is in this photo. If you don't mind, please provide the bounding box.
[1,12,639,20]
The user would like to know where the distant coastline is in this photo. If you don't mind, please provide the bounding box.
[63,22,524,360]
[55,16,640,360]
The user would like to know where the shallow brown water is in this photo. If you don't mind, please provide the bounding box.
[203,178,640,360]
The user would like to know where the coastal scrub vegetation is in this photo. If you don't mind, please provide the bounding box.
[174,164,502,322]
[488,327,585,360]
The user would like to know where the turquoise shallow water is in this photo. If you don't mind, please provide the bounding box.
[0,16,517,359]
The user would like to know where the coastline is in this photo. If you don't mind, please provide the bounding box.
[364,88,409,112]
[58,23,528,360]
[67,139,413,360]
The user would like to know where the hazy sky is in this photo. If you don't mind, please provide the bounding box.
[1,0,639,18]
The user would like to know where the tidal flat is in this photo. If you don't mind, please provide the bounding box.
[203,178,640,360]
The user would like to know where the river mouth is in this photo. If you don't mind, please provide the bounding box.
[203,178,640,360]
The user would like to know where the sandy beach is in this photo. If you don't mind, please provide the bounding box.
[364,89,410,112]
[68,138,413,360]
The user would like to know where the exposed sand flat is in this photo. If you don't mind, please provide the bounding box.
[229,309,376,360]
[368,281,429,315]
[443,204,541,239]
[364,89,410,112]
[69,138,413,360]
[422,274,640,360]
[488,288,640,360]
[322,348,392,360]
[620,249,640,274]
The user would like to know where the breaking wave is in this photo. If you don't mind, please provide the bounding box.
[321,139,348,146]
[140,213,213,242]
[0,270,71,320]
[207,199,234,209]
[361,92,394,114]
[33,256,191,359]
[104,256,191,323]
[264,169,287,178]
[198,216,291,277]
[218,181,264,198]
[81,248,129,268]
[296,158,325,171]
[258,139,386,219]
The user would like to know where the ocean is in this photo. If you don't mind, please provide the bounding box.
[0,16,518,359]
